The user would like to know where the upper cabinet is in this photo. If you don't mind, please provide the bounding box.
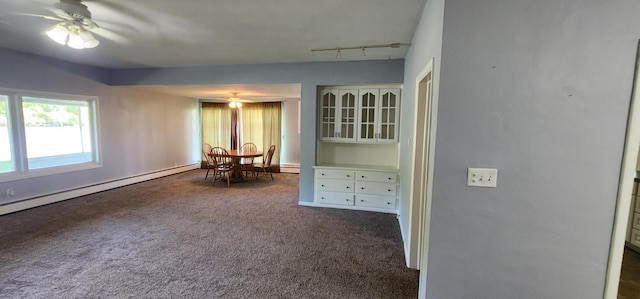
[320,89,358,142]
[358,88,400,143]
[319,86,400,144]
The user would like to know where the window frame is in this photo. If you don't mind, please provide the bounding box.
[0,87,101,182]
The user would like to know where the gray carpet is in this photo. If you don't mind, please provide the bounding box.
[0,170,419,298]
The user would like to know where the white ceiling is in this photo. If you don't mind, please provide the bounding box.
[0,0,426,99]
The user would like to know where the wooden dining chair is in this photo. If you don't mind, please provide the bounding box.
[202,143,215,180]
[240,142,257,178]
[253,145,276,180]
[210,147,234,187]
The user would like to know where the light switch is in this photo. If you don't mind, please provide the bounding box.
[467,168,498,188]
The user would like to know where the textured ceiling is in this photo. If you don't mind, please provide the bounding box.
[0,0,425,98]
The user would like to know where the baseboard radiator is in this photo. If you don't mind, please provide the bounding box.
[0,164,200,216]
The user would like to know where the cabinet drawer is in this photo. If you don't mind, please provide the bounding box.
[315,169,355,180]
[316,179,355,192]
[633,213,640,230]
[356,181,396,196]
[355,194,396,209]
[631,229,640,247]
[356,171,397,183]
[317,192,354,206]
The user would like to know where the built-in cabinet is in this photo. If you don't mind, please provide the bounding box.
[314,166,398,213]
[319,87,400,143]
[315,85,401,214]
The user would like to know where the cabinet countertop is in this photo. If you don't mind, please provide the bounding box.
[314,164,399,172]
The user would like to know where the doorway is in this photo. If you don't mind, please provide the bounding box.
[605,40,640,298]
[408,58,436,273]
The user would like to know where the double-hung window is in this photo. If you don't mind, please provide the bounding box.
[0,88,100,181]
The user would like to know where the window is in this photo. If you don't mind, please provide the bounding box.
[0,89,100,181]
[201,101,281,165]
[0,95,12,174]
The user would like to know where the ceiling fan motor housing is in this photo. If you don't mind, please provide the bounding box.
[55,0,92,21]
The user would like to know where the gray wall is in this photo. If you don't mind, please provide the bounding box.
[108,60,405,203]
[0,49,198,204]
[398,0,445,268]
[410,0,640,297]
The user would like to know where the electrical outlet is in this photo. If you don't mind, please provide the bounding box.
[6,189,14,198]
[467,168,498,188]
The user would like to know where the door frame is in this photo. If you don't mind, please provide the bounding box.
[604,40,640,298]
[407,57,437,271]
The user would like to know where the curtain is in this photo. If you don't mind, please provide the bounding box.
[262,102,281,166]
[202,103,231,149]
[239,103,264,151]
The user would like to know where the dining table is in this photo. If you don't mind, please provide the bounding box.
[226,149,263,181]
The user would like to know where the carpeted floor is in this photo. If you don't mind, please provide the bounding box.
[0,170,419,298]
[619,246,640,299]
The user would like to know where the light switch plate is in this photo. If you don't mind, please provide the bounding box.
[467,168,498,188]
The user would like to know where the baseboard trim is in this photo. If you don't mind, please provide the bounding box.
[298,201,398,214]
[280,163,300,174]
[0,164,200,216]
[626,241,640,253]
[399,215,413,268]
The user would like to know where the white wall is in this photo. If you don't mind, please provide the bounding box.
[281,98,300,167]
[410,0,640,297]
[0,49,198,205]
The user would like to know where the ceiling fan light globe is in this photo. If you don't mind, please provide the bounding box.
[67,32,85,49]
[229,102,237,108]
[236,102,242,108]
[45,24,69,45]
[80,31,99,48]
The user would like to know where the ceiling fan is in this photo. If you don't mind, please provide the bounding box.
[17,0,128,49]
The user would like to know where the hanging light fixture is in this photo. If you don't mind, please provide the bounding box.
[45,23,69,45]
[46,22,99,49]
[228,93,243,108]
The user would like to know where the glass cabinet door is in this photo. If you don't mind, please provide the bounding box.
[377,89,399,142]
[338,90,357,141]
[320,89,338,139]
[359,89,378,141]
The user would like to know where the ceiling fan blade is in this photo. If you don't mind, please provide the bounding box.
[93,19,139,34]
[90,27,130,45]
[82,0,152,25]
[13,13,65,22]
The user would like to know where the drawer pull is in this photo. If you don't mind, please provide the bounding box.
[360,200,364,202]
[361,187,365,190]
[387,202,391,205]
[346,186,350,189]
[345,198,349,201]
[388,177,392,180]
[361,175,365,178]
[321,197,325,199]
[388,189,392,192]
[346,175,350,177]
[321,184,325,187]
[321,173,325,176]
